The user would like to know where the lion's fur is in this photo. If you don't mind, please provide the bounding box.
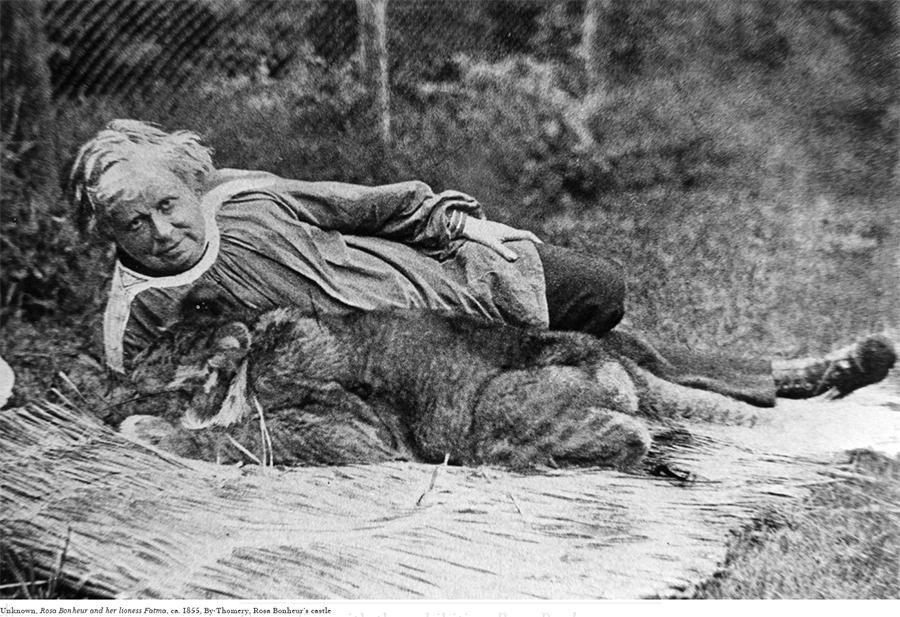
[114,286,765,470]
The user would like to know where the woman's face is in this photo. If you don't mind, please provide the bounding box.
[103,164,207,275]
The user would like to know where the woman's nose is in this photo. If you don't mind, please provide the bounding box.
[150,214,175,241]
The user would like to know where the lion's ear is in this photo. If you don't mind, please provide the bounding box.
[181,283,241,324]
[207,322,252,373]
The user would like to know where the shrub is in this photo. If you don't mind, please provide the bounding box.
[0,140,109,324]
[579,73,775,192]
[390,55,602,226]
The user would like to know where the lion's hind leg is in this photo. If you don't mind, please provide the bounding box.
[470,366,650,470]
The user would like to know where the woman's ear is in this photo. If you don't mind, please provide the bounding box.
[84,196,119,241]
[95,216,118,242]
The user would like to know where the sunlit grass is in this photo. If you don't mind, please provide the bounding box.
[695,449,900,599]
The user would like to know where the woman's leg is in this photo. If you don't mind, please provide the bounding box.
[536,243,626,338]
[772,336,896,399]
[536,243,895,405]
[535,243,771,403]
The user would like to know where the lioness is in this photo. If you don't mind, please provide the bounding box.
[115,285,653,470]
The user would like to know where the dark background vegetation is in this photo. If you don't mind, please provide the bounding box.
[1,0,898,402]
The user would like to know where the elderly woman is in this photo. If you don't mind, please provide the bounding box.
[70,120,894,404]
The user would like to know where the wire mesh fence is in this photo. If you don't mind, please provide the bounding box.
[41,0,556,100]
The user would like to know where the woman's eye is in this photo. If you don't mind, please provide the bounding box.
[126,219,143,232]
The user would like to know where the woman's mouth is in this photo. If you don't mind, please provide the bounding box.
[156,241,183,258]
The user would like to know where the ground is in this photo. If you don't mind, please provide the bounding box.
[692,373,900,599]
[0,323,898,599]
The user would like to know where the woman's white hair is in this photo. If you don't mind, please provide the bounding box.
[68,119,214,234]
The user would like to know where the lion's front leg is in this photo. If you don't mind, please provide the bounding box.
[120,379,413,466]
[222,379,413,466]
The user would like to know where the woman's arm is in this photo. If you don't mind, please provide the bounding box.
[220,172,541,259]
[459,217,543,262]
[245,177,481,249]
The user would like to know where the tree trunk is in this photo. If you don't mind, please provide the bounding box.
[1,0,59,203]
[356,0,391,149]
[581,0,607,90]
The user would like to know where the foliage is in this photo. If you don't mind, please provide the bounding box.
[392,55,600,223]
[387,0,551,90]
[0,139,110,324]
[176,64,378,183]
[580,76,763,192]
[1,0,897,371]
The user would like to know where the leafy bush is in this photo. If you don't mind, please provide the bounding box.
[0,140,109,324]
[580,74,770,191]
[185,65,377,183]
[390,55,602,227]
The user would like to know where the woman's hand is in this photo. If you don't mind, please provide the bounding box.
[461,217,543,261]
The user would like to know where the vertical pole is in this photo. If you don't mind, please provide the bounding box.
[581,0,606,90]
[356,0,391,149]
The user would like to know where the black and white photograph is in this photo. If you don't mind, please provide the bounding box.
[1,0,898,603]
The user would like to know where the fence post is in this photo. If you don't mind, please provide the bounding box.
[1,0,59,203]
[356,0,391,150]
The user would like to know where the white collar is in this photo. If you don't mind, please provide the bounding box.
[103,177,278,372]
